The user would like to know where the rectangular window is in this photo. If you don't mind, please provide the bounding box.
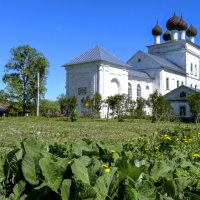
[195,65,197,76]
[78,87,87,95]
[180,106,186,116]
[177,80,179,87]
[166,78,169,90]
[191,63,193,75]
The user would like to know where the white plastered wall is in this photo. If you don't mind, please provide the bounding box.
[161,70,185,95]
[66,63,98,116]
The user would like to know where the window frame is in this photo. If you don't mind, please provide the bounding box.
[166,78,169,90]
[137,84,141,98]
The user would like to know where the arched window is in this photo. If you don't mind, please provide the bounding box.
[195,64,197,76]
[191,63,193,75]
[166,78,169,90]
[128,83,132,99]
[110,78,120,96]
[137,84,141,98]
[146,85,149,90]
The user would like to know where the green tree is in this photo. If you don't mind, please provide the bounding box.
[147,91,173,123]
[66,96,78,122]
[3,45,49,115]
[187,92,200,123]
[40,99,60,117]
[81,96,92,117]
[125,98,136,119]
[7,101,23,116]
[92,92,102,117]
[81,93,102,118]
[0,90,9,102]
[106,94,128,122]
[134,97,146,119]
[57,93,68,114]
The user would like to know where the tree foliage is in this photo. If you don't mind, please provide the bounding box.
[134,97,146,119]
[66,96,78,122]
[187,92,200,123]
[147,91,173,123]
[125,98,136,119]
[3,45,49,115]
[57,94,68,114]
[0,90,9,102]
[40,99,60,117]
[106,94,128,122]
[81,93,102,118]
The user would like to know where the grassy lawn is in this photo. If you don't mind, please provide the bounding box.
[0,116,200,152]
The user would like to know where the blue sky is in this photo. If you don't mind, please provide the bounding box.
[0,0,200,100]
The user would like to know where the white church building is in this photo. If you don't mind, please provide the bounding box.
[64,13,199,118]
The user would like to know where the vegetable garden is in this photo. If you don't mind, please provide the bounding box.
[1,126,200,199]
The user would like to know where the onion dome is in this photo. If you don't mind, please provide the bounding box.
[163,30,171,41]
[177,15,188,31]
[166,13,180,31]
[186,25,197,37]
[152,22,163,36]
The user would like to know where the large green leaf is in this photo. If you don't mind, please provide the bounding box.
[22,139,44,185]
[4,149,19,184]
[135,180,157,200]
[87,157,102,186]
[159,178,177,199]
[61,179,71,200]
[94,167,118,199]
[71,156,91,185]
[74,182,98,200]
[175,177,191,193]
[8,181,26,200]
[123,185,138,200]
[118,158,143,182]
[39,157,67,192]
[71,140,91,157]
[150,160,172,182]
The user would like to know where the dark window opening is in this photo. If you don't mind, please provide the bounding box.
[191,63,193,75]
[166,78,169,90]
[177,80,179,87]
[128,83,132,99]
[180,106,186,116]
[137,84,141,98]
[180,91,186,98]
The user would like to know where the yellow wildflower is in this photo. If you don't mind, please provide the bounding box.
[68,160,73,165]
[192,153,200,158]
[163,134,171,140]
[104,168,111,173]
[111,149,116,153]
[102,163,109,168]
[102,163,110,173]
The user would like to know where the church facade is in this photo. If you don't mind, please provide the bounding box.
[64,13,199,118]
